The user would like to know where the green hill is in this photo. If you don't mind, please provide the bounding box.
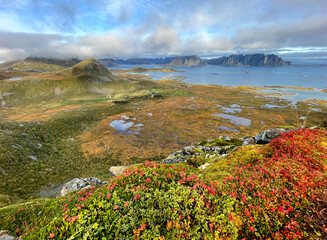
[69,58,119,82]
[1,57,80,73]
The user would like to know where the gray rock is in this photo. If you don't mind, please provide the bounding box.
[242,137,255,146]
[199,163,210,170]
[39,177,108,198]
[254,128,289,144]
[0,168,7,176]
[59,177,107,196]
[29,155,38,161]
[11,144,22,149]
[183,146,194,152]
[0,231,16,240]
[162,144,225,164]
[223,135,231,141]
[109,166,128,177]
[162,157,186,164]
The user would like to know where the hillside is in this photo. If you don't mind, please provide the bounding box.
[207,54,292,66]
[1,57,80,72]
[0,128,326,239]
[98,59,120,67]
[68,58,119,83]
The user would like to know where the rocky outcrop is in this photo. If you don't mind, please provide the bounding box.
[39,177,108,197]
[166,55,207,67]
[163,128,293,164]
[162,136,242,164]
[105,128,292,173]
[254,128,289,144]
[0,230,18,240]
[206,54,292,66]
[163,145,225,164]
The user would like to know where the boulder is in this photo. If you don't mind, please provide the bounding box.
[39,177,108,197]
[109,166,128,177]
[223,135,231,141]
[0,231,17,240]
[254,128,288,144]
[59,177,107,196]
[242,137,255,146]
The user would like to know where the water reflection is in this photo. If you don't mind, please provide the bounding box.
[213,113,251,127]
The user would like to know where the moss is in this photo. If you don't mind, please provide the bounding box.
[278,125,297,130]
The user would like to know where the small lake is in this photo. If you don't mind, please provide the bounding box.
[213,113,252,127]
[7,77,22,81]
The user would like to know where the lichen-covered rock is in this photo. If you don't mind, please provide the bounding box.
[242,137,255,146]
[254,128,289,144]
[0,231,17,240]
[109,166,128,177]
[162,144,226,164]
[59,178,107,196]
[39,177,108,197]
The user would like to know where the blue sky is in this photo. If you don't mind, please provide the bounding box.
[0,0,327,61]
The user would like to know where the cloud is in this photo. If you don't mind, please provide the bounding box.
[143,27,180,55]
[0,0,327,61]
[233,15,327,49]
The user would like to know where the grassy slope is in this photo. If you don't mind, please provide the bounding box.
[0,128,326,239]
[0,69,189,207]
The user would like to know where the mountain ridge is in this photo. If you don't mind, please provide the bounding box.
[206,54,292,66]
[0,54,292,70]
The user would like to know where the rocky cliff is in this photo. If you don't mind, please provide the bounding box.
[206,54,292,66]
[165,55,207,67]
[114,55,206,67]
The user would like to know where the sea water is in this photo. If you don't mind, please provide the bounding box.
[109,62,327,102]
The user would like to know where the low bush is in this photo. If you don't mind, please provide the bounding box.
[28,162,239,239]
[1,129,326,239]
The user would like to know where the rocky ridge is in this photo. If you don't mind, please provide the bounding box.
[206,54,292,66]
[165,55,207,67]
[110,127,291,174]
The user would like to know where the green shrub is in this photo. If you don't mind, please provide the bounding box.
[27,162,238,240]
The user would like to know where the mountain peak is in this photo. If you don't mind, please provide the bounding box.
[71,58,119,82]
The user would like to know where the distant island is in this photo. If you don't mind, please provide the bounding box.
[106,54,291,67]
[206,54,292,66]
[164,55,207,67]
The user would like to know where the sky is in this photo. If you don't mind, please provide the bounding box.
[0,0,327,61]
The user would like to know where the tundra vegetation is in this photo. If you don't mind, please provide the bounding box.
[0,59,326,239]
